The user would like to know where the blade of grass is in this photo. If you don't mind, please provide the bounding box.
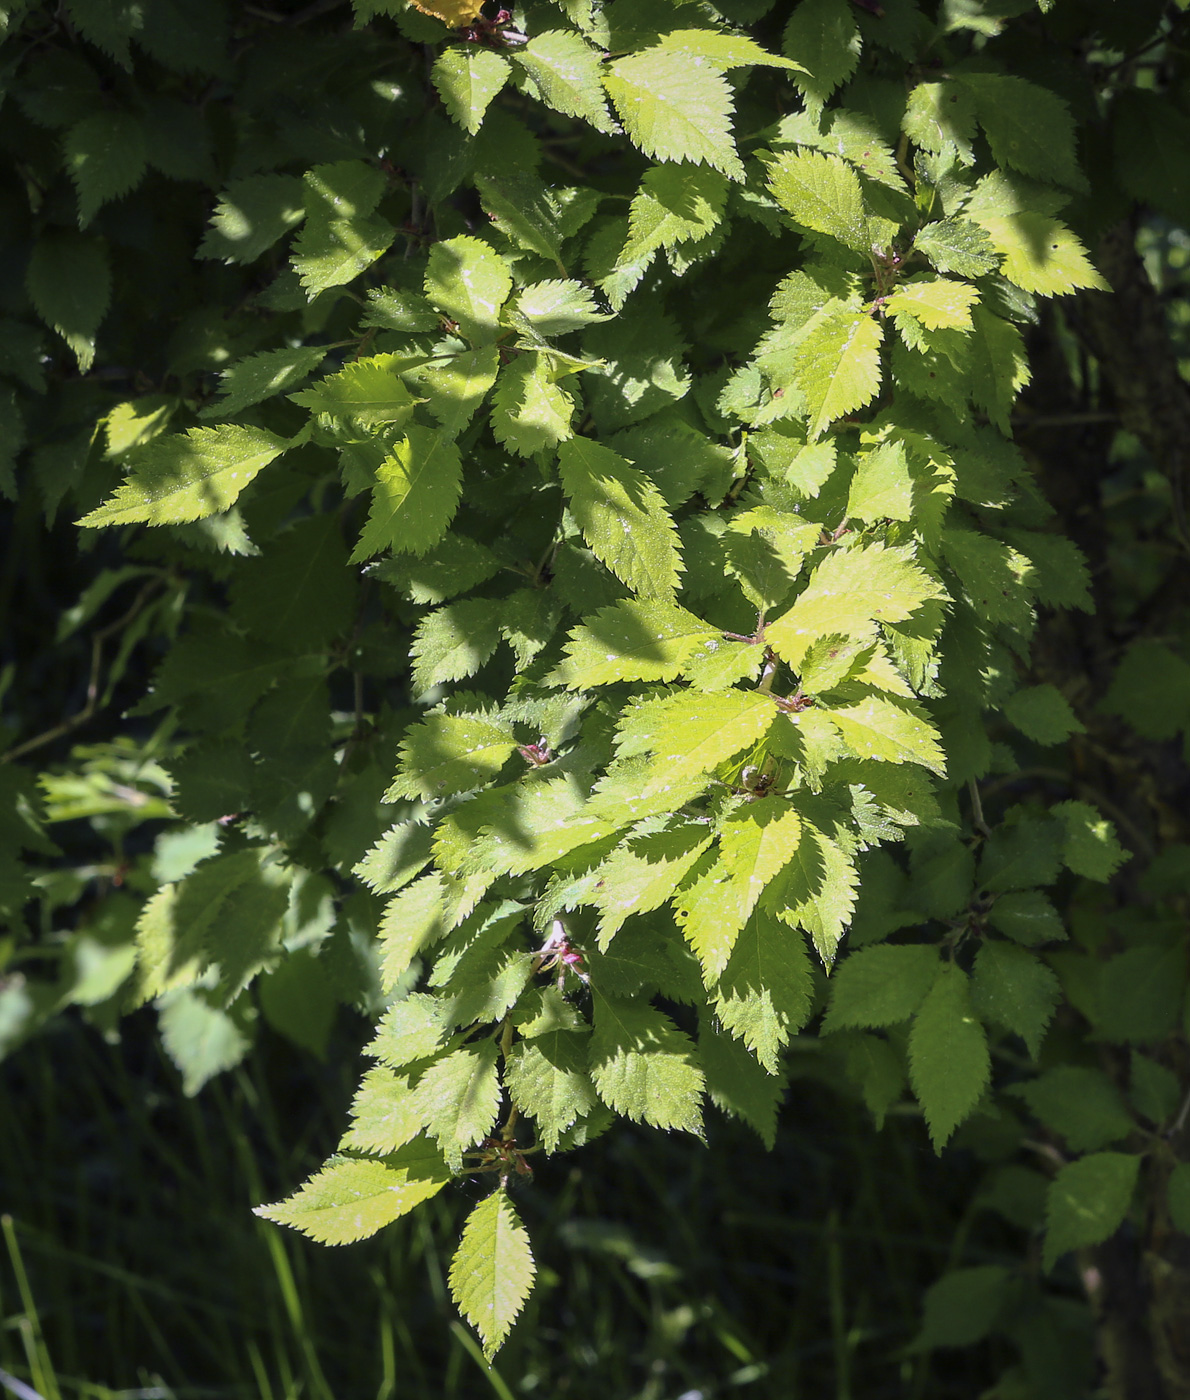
[827,1211,851,1400]
[0,1364,49,1400]
[448,1323,516,1400]
[3,1218,61,1400]
[245,1339,276,1400]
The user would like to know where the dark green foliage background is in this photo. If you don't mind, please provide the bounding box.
[3,0,1190,1395]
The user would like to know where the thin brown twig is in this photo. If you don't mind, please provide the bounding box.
[1,576,167,765]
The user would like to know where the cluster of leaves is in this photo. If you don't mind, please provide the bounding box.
[4,0,1190,1385]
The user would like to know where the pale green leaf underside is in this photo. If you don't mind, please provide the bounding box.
[255,1141,449,1245]
[589,994,705,1132]
[769,543,944,666]
[449,1190,537,1359]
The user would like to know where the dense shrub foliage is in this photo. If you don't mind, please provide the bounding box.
[3,0,1190,1392]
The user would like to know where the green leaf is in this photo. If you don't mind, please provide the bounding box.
[452,777,614,878]
[449,1190,537,1359]
[903,81,976,158]
[1043,1153,1140,1272]
[781,0,861,111]
[698,1020,784,1147]
[942,526,1034,637]
[362,287,439,334]
[505,1032,597,1150]
[405,346,500,438]
[1004,684,1083,746]
[1095,944,1186,1046]
[341,1066,428,1154]
[350,426,463,561]
[588,993,704,1133]
[677,801,805,981]
[198,174,306,264]
[822,944,940,1032]
[794,307,884,439]
[256,1140,450,1245]
[65,0,142,65]
[1052,801,1128,882]
[959,73,1084,189]
[584,310,691,429]
[514,29,615,133]
[432,46,510,135]
[378,874,451,989]
[292,162,393,298]
[987,890,1065,946]
[1128,1052,1179,1129]
[158,989,252,1096]
[410,598,503,694]
[840,1032,905,1129]
[768,543,944,667]
[203,861,292,996]
[1112,88,1190,229]
[555,598,721,688]
[912,218,999,278]
[491,357,574,457]
[424,236,513,344]
[78,425,288,528]
[64,109,147,227]
[366,992,449,1067]
[26,231,111,372]
[973,214,1108,298]
[201,346,330,419]
[291,213,394,297]
[979,819,1063,894]
[829,694,946,774]
[615,689,778,791]
[590,821,715,947]
[917,1266,1012,1350]
[846,438,914,523]
[414,1039,502,1165]
[1101,640,1190,741]
[967,306,1030,432]
[133,849,274,1004]
[653,29,803,72]
[354,822,434,900]
[970,942,1059,1057]
[515,280,609,336]
[908,963,991,1151]
[771,817,858,966]
[375,535,501,604]
[719,799,806,920]
[617,163,729,271]
[603,50,744,181]
[885,278,978,332]
[291,354,419,426]
[767,150,870,253]
[714,910,813,1072]
[557,438,682,600]
[1011,1067,1134,1153]
[388,713,517,801]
